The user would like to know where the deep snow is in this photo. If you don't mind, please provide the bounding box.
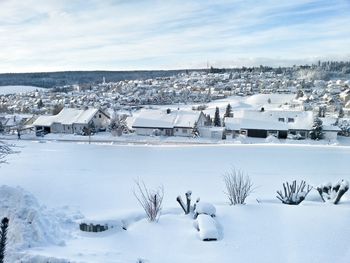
[1,141,350,262]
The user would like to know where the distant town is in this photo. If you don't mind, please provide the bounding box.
[1,62,350,142]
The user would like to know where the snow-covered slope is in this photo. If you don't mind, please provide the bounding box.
[0,85,45,95]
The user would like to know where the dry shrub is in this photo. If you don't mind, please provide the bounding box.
[134,180,164,222]
[223,169,253,205]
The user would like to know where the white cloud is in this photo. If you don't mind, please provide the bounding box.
[0,0,349,72]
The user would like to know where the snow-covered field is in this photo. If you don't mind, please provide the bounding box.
[0,85,45,95]
[1,141,350,262]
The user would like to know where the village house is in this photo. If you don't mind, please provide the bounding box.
[224,109,340,140]
[33,108,110,135]
[0,114,34,134]
[131,108,207,137]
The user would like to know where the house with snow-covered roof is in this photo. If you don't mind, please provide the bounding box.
[132,108,206,137]
[33,107,110,135]
[224,109,339,140]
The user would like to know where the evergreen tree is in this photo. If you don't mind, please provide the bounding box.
[318,106,326,117]
[309,117,324,140]
[37,99,44,109]
[338,107,344,118]
[192,121,200,138]
[52,104,64,115]
[0,217,9,263]
[213,107,221,127]
[295,89,304,99]
[224,103,232,117]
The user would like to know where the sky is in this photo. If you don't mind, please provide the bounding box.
[0,0,349,72]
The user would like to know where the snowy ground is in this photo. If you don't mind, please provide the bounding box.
[1,141,350,262]
[0,85,45,95]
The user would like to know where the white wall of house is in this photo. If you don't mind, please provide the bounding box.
[72,123,86,134]
[324,131,338,140]
[173,127,192,137]
[91,111,110,129]
[134,127,173,136]
[199,127,224,139]
[197,112,207,127]
[51,123,63,133]
[134,127,155,136]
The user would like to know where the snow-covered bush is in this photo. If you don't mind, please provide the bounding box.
[134,180,164,222]
[338,119,350,136]
[109,113,130,136]
[276,180,312,205]
[316,180,349,204]
[223,169,253,205]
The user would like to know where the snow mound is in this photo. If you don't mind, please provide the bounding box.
[0,185,82,252]
[195,202,216,217]
[194,214,219,241]
[265,135,279,143]
[12,254,71,263]
[245,94,294,107]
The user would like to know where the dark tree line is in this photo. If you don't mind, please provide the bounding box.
[0,70,190,88]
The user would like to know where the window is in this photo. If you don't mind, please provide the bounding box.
[278,118,285,122]
[182,129,187,134]
[99,114,102,118]
[288,118,294,123]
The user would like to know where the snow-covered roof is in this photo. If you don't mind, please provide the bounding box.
[132,109,200,129]
[32,115,57,127]
[132,110,175,128]
[173,111,200,128]
[225,110,314,131]
[53,108,98,125]
[320,117,341,132]
[225,118,288,130]
[33,108,100,127]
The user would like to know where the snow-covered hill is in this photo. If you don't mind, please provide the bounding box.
[0,85,45,95]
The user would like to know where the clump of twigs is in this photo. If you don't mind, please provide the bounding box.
[0,141,14,164]
[223,169,253,205]
[316,180,349,204]
[134,180,164,222]
[276,180,312,205]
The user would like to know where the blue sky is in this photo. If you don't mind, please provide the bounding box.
[0,0,349,72]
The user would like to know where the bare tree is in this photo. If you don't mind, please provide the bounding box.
[276,180,312,205]
[134,180,164,222]
[223,169,253,205]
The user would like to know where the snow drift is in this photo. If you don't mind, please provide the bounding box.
[0,185,82,252]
